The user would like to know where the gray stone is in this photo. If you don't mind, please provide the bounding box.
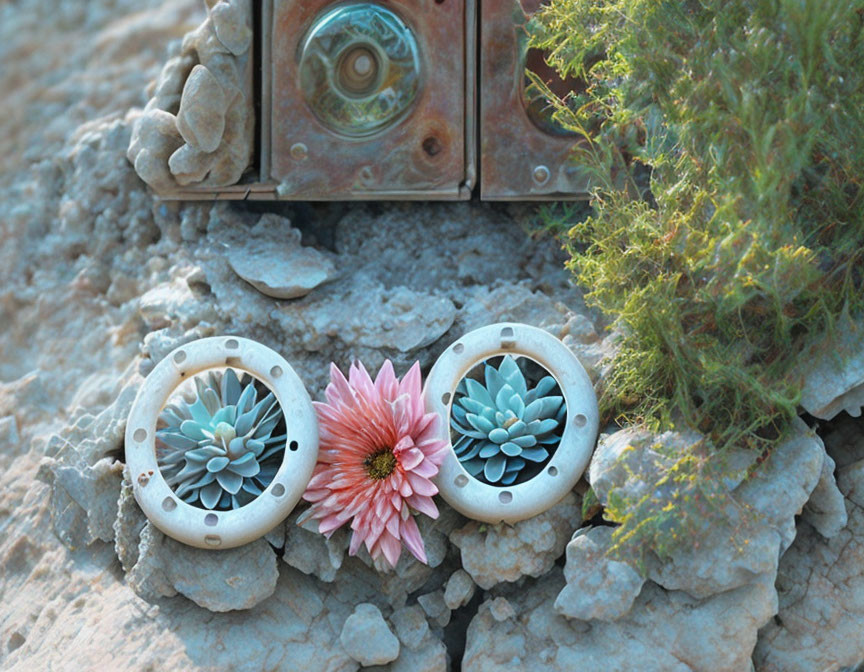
[0,415,20,450]
[51,457,124,546]
[753,455,864,672]
[488,597,516,622]
[443,569,476,610]
[418,591,451,628]
[162,536,279,612]
[227,215,339,300]
[339,603,400,667]
[802,449,848,538]
[450,493,580,590]
[128,0,254,190]
[464,572,777,672]
[175,65,226,153]
[282,510,349,583]
[126,523,278,612]
[798,317,864,419]
[390,605,430,650]
[555,527,645,622]
[211,0,253,55]
[588,422,825,600]
[390,639,448,672]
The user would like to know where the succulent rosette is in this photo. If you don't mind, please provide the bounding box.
[300,361,448,568]
[450,355,565,485]
[156,368,285,510]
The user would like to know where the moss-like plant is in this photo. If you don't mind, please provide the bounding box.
[528,0,864,558]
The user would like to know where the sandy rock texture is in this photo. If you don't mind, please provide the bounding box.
[2,0,864,670]
[127,0,255,191]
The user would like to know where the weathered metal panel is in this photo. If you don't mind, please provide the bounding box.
[269,0,471,200]
[479,0,590,200]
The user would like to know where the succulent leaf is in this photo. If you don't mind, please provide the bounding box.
[450,356,565,486]
[155,368,286,510]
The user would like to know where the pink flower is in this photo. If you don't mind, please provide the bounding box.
[299,360,448,568]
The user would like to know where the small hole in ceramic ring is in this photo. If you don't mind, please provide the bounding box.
[499,491,513,504]
[205,513,218,526]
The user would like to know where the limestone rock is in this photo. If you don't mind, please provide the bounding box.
[464,572,777,672]
[227,215,339,299]
[555,527,645,622]
[488,597,516,622]
[211,0,253,55]
[798,318,864,420]
[176,65,226,153]
[443,569,476,610]
[0,416,21,459]
[282,510,350,583]
[126,523,278,611]
[802,449,848,538]
[391,639,448,672]
[339,603,400,667]
[127,108,184,192]
[390,605,430,650]
[450,493,580,590]
[753,455,864,672]
[418,591,451,628]
[50,457,124,546]
[128,0,254,190]
[588,422,825,600]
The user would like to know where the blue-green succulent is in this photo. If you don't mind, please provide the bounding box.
[156,368,286,510]
[450,355,565,485]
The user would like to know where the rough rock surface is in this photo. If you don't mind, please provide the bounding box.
[227,214,339,299]
[127,0,255,190]
[464,572,777,672]
[3,0,864,669]
[799,318,864,420]
[449,493,581,590]
[554,526,645,622]
[754,445,864,672]
[585,421,837,602]
[340,603,400,667]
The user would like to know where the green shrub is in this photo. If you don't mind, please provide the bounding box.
[529,0,864,558]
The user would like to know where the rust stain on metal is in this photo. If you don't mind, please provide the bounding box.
[480,0,590,200]
[269,0,468,200]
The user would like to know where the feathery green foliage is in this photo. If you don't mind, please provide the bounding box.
[529,0,864,557]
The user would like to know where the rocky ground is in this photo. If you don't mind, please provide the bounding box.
[1,1,863,670]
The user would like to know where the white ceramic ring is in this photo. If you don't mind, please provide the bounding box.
[424,323,599,523]
[125,336,319,549]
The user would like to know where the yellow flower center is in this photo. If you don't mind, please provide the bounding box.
[364,449,397,480]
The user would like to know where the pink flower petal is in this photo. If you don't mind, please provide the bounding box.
[407,471,438,496]
[407,494,439,519]
[378,532,402,568]
[400,515,427,564]
[301,358,442,570]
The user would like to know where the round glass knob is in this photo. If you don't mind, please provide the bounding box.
[298,4,422,138]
